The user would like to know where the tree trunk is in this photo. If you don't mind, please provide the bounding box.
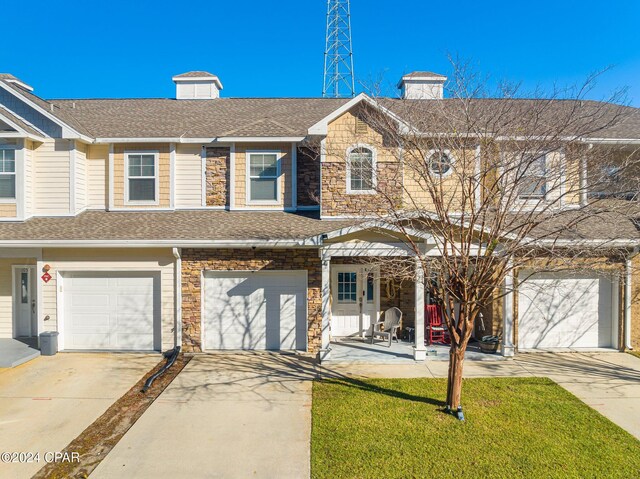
[446,347,465,410]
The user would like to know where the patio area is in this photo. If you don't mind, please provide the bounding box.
[327,337,504,364]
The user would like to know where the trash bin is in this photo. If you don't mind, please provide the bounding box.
[39,331,59,356]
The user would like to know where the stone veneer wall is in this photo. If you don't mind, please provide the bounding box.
[297,147,320,207]
[321,161,403,217]
[181,249,322,353]
[206,147,230,207]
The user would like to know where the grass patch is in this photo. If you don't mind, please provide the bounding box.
[311,377,640,479]
[628,351,640,359]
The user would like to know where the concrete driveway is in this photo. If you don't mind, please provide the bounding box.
[92,351,639,479]
[0,353,159,479]
[92,353,314,479]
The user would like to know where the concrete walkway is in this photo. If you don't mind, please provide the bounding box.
[92,354,314,479]
[0,353,159,479]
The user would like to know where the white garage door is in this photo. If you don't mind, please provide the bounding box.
[63,272,159,351]
[518,272,615,350]
[203,271,307,351]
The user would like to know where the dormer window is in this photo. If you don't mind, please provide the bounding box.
[125,151,158,204]
[347,146,376,193]
[518,154,547,199]
[0,147,16,200]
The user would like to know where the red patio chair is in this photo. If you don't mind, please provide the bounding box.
[425,305,447,345]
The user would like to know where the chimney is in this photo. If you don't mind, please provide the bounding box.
[398,71,446,100]
[172,71,223,99]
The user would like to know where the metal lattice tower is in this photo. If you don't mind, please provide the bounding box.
[322,0,355,98]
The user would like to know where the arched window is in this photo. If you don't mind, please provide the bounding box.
[347,146,375,193]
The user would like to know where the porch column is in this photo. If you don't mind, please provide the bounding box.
[319,249,331,362]
[502,269,515,357]
[414,255,427,361]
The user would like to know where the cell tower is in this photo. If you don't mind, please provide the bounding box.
[322,0,355,98]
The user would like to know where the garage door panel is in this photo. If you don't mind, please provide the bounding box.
[518,272,614,350]
[63,273,159,351]
[204,272,307,351]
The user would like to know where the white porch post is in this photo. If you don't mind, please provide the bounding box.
[319,249,332,362]
[502,269,515,357]
[414,255,427,360]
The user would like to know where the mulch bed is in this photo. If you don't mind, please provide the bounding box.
[32,354,192,479]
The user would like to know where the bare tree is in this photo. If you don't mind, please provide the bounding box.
[317,60,640,416]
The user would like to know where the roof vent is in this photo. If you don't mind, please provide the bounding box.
[398,71,446,100]
[172,71,223,100]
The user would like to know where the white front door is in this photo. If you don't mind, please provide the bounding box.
[331,265,378,337]
[14,266,37,338]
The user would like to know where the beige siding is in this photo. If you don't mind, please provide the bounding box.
[175,144,203,208]
[0,204,17,218]
[33,139,71,215]
[40,248,175,351]
[74,141,88,212]
[0,259,36,338]
[87,144,108,209]
[234,143,292,209]
[113,144,171,209]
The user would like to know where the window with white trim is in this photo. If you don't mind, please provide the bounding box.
[347,147,375,192]
[518,154,547,199]
[248,152,279,202]
[126,152,157,203]
[0,148,16,200]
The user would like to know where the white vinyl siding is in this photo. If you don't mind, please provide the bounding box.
[33,139,71,215]
[175,144,203,208]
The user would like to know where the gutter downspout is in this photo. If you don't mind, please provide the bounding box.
[173,248,182,350]
[625,247,639,351]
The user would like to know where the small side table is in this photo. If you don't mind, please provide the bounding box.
[404,327,415,342]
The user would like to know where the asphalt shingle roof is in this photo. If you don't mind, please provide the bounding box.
[0,211,357,243]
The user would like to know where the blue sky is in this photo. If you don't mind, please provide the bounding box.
[3,0,639,105]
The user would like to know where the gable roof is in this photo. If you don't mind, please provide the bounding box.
[49,97,350,139]
[0,74,638,141]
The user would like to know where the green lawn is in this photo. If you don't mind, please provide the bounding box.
[311,377,640,479]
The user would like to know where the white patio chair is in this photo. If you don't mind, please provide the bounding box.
[370,307,402,347]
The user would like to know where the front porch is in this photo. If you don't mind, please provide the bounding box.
[317,222,512,363]
[329,337,498,364]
